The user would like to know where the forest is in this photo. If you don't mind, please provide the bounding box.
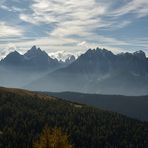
[45,91,148,121]
[0,87,148,148]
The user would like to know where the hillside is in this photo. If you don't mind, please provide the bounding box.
[45,91,148,121]
[0,87,148,147]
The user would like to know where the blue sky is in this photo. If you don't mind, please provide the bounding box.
[0,0,148,59]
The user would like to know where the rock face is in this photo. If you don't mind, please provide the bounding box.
[27,48,148,96]
[65,55,76,64]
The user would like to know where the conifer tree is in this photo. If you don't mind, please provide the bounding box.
[33,127,73,148]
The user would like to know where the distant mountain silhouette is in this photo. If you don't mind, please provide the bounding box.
[27,47,148,95]
[1,45,61,70]
[0,46,75,88]
[1,51,25,66]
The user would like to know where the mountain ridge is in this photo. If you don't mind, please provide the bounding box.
[1,46,148,95]
[0,45,60,70]
[43,91,148,121]
[27,47,148,96]
[0,46,76,88]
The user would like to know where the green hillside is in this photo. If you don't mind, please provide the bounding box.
[0,87,148,148]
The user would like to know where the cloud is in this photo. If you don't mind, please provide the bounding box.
[111,0,148,18]
[20,0,121,37]
[0,0,6,6]
[0,2,26,12]
[0,22,24,37]
[1,5,12,11]
[1,35,148,60]
[0,0,148,59]
[18,0,134,50]
[49,50,79,61]
[0,43,17,59]
[20,14,38,25]
[20,0,108,25]
[77,41,87,46]
[0,34,128,59]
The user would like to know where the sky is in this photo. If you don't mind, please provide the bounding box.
[0,0,148,59]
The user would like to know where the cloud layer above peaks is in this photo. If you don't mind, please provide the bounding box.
[0,0,148,58]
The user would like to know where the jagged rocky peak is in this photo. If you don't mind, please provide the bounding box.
[24,45,48,59]
[70,55,76,61]
[8,50,21,56]
[30,45,37,50]
[85,48,96,55]
[133,50,146,59]
[118,50,146,59]
[84,47,114,58]
[3,50,23,60]
[65,55,76,63]
[1,50,24,65]
[97,48,114,57]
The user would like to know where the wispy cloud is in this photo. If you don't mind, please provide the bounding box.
[1,5,12,11]
[0,0,148,58]
[0,2,26,12]
[0,22,24,37]
[111,0,148,18]
[18,0,131,50]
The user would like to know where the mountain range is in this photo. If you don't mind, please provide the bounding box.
[0,46,75,88]
[0,45,75,70]
[0,46,148,95]
[26,47,148,96]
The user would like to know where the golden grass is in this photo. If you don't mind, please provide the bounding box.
[0,87,55,100]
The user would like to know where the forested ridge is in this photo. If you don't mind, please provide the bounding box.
[44,91,148,121]
[0,87,148,148]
